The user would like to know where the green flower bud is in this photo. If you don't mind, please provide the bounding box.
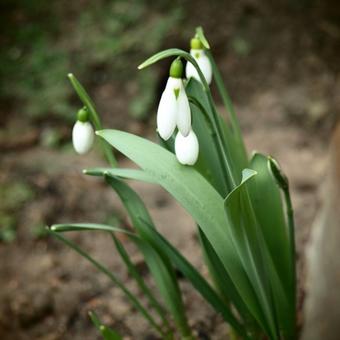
[190,37,203,50]
[169,58,183,78]
[77,107,89,122]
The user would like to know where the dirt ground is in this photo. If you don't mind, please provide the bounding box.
[1,1,340,339]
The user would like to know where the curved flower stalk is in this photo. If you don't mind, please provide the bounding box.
[72,107,95,154]
[185,37,212,85]
[157,59,191,140]
[175,129,199,165]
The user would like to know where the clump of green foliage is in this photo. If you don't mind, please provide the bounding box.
[0,0,182,120]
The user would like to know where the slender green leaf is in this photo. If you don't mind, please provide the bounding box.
[99,325,122,340]
[48,229,164,336]
[135,237,192,338]
[84,168,155,184]
[111,234,170,330]
[138,48,188,70]
[50,223,135,236]
[89,311,122,340]
[104,175,191,338]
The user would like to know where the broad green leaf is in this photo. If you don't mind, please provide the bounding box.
[249,153,295,338]
[96,129,265,329]
[195,26,210,49]
[103,175,248,339]
[197,228,254,326]
[249,154,292,292]
[224,169,279,339]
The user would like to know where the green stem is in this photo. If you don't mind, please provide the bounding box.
[188,96,231,193]
[49,230,166,337]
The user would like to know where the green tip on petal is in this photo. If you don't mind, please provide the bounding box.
[77,107,89,122]
[169,58,183,78]
[190,37,203,49]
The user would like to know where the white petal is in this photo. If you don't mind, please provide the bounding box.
[175,129,199,165]
[72,121,95,154]
[157,89,177,140]
[198,53,212,85]
[177,84,191,137]
[185,61,200,83]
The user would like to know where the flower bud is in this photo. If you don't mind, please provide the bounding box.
[72,120,95,154]
[77,107,89,122]
[175,129,199,165]
[169,58,184,79]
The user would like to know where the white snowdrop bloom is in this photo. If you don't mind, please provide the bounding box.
[175,129,199,166]
[186,49,212,85]
[72,120,95,154]
[156,59,192,140]
[157,77,181,140]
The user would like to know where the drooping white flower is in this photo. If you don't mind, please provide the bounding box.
[156,59,191,140]
[72,120,95,154]
[186,48,212,85]
[157,77,181,140]
[175,129,199,165]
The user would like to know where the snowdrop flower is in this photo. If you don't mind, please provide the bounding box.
[185,37,212,85]
[157,58,191,140]
[175,129,199,165]
[72,108,95,155]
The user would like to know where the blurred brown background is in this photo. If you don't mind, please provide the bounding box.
[1,0,340,339]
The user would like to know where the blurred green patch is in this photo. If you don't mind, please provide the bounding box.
[0,0,183,121]
[0,180,34,242]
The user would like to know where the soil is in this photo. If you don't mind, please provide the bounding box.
[1,1,340,339]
